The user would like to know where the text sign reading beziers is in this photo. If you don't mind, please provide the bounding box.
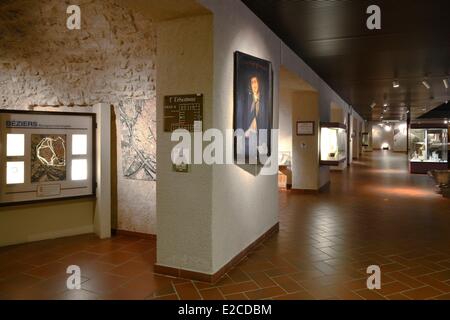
[164,94,203,132]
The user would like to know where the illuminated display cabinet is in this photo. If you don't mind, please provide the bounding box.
[409,122,448,174]
[0,111,95,205]
[320,122,347,166]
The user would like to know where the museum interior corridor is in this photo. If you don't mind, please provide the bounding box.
[1,151,449,300]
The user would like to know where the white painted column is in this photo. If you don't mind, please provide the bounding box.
[93,103,111,239]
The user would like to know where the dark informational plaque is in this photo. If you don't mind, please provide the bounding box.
[164,94,203,132]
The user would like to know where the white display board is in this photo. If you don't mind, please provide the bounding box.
[0,111,95,204]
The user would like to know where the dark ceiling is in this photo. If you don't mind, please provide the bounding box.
[242,0,450,120]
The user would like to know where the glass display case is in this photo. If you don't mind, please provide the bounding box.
[361,132,369,147]
[320,123,347,166]
[409,125,448,174]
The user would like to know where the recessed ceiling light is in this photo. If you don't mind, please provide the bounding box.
[393,81,400,88]
[422,80,431,89]
[444,79,449,89]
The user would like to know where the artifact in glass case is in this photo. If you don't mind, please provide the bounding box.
[320,123,347,166]
[409,126,448,174]
[361,132,369,147]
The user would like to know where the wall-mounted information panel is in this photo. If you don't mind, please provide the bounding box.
[0,111,95,205]
[163,94,203,132]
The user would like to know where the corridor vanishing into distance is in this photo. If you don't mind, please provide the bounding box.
[0,151,449,300]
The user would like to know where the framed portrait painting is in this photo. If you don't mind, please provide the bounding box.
[233,51,273,164]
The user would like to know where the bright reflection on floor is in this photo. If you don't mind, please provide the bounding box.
[366,169,408,174]
[368,186,437,197]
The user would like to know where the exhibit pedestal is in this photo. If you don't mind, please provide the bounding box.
[410,162,448,174]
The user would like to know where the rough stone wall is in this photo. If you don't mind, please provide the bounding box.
[0,0,157,234]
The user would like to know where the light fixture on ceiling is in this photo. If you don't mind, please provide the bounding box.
[393,81,400,88]
[422,80,431,89]
[444,79,449,89]
[383,103,388,107]
[370,102,376,109]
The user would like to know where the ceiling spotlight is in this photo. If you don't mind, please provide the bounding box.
[370,102,376,109]
[444,79,449,89]
[383,103,388,107]
[422,80,431,89]
[406,110,410,114]
[393,81,400,88]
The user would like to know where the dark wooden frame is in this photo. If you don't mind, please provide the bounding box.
[233,51,273,163]
[296,121,315,136]
[320,122,347,130]
[410,123,447,129]
[0,109,97,207]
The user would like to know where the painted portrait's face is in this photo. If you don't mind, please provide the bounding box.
[250,76,259,95]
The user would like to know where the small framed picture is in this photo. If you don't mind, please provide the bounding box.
[296,121,315,136]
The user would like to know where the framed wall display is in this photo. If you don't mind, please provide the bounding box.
[296,121,315,136]
[163,94,203,132]
[0,110,96,205]
[234,51,273,163]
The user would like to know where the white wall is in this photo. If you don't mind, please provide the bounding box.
[393,122,408,152]
[200,0,280,272]
[279,87,293,154]
[372,122,395,150]
[280,44,356,186]
[156,14,214,273]
[372,121,407,152]
[291,91,320,190]
[200,0,364,273]
[155,0,364,274]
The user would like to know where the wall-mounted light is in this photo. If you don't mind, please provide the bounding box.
[444,79,449,89]
[393,81,400,88]
[422,80,431,89]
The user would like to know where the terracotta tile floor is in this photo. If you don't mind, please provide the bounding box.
[1,151,449,300]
